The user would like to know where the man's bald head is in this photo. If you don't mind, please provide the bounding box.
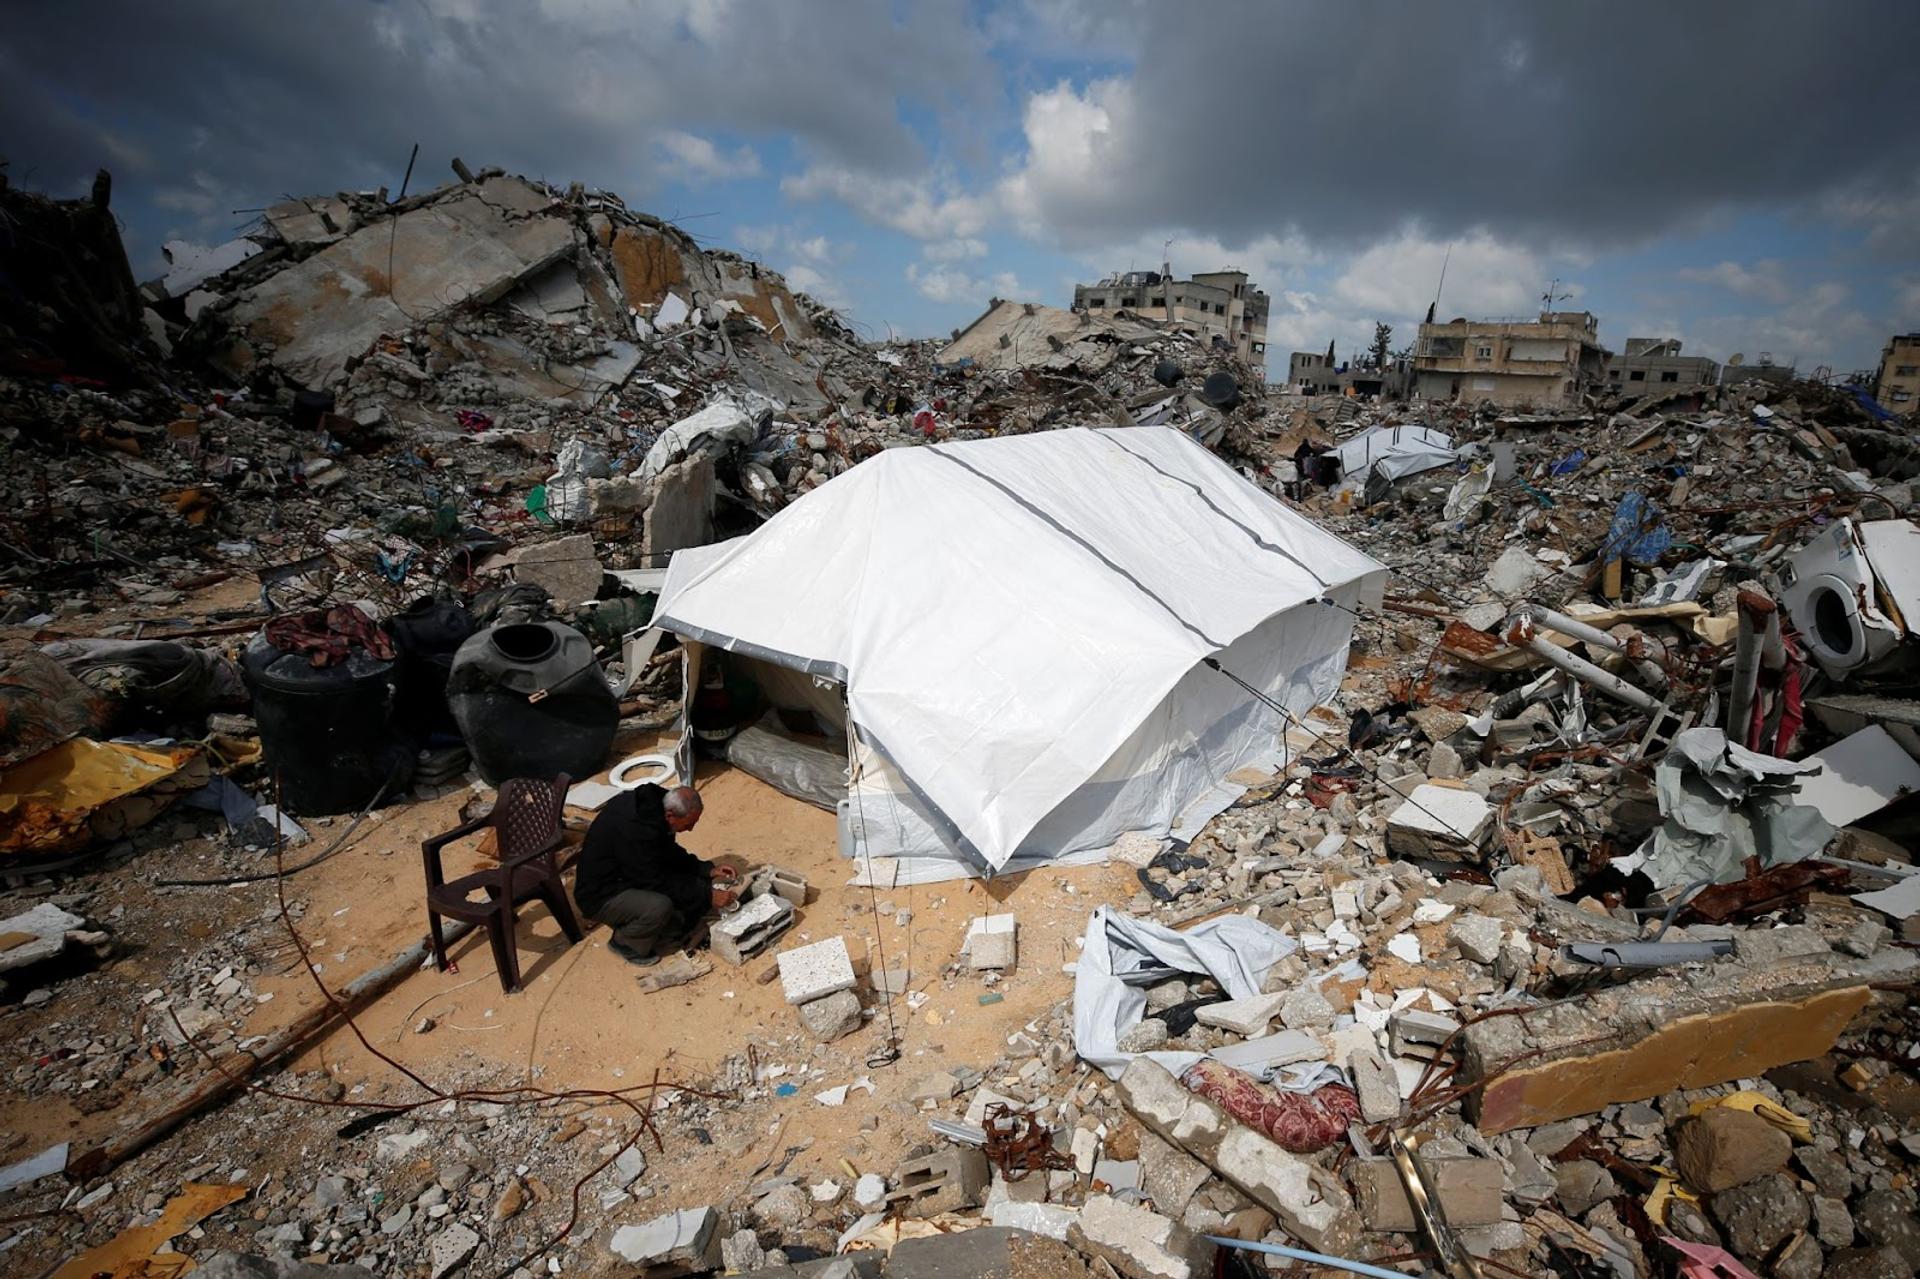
[663,785,703,832]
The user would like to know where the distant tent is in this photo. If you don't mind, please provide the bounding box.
[654,426,1386,881]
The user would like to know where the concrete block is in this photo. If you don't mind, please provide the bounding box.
[964,914,1017,969]
[796,989,862,1043]
[608,1206,720,1274]
[1068,1195,1213,1279]
[1115,1056,1356,1255]
[1448,913,1506,965]
[891,1224,1092,1276]
[779,936,856,1005]
[1138,1129,1212,1219]
[766,866,808,906]
[1388,1008,1459,1057]
[710,893,795,966]
[1194,993,1285,1036]
[1347,1048,1400,1124]
[1386,785,1493,862]
[514,534,604,606]
[890,1147,989,1217]
[1465,943,1916,1135]
[1350,1157,1505,1232]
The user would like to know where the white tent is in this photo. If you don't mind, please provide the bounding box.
[1330,423,1458,491]
[654,426,1387,879]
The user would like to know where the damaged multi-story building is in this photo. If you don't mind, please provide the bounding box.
[1412,310,1610,407]
[1072,267,1270,366]
[1874,331,1920,414]
[1604,336,1720,397]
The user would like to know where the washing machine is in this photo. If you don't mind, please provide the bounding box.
[1777,518,1910,679]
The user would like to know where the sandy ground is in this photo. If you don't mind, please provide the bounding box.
[231,759,1135,1212]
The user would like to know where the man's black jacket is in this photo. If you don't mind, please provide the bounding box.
[572,784,708,917]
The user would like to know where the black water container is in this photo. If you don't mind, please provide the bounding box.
[446,622,617,785]
[241,633,415,815]
[386,596,475,740]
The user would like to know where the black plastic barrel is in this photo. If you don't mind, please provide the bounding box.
[446,622,617,785]
[241,634,415,815]
[386,596,475,740]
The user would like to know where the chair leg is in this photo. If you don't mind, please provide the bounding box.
[541,875,585,944]
[428,909,449,973]
[491,907,521,992]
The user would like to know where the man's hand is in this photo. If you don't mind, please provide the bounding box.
[711,887,739,910]
[711,865,739,883]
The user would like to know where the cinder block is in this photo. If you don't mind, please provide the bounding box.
[767,867,808,906]
[709,893,795,966]
[889,1147,989,1217]
[964,914,1017,969]
[778,936,856,1005]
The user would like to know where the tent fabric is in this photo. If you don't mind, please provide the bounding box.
[1330,423,1458,486]
[1073,905,1299,1078]
[655,426,1386,871]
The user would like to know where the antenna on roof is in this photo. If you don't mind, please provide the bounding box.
[1541,278,1571,312]
[1431,243,1452,321]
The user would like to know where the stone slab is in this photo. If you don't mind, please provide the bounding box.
[779,936,856,1005]
[1193,993,1285,1037]
[1386,784,1493,861]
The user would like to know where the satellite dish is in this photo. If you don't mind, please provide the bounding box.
[1728,352,1746,367]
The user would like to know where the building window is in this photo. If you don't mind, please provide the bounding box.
[1475,345,1493,359]
[1896,365,1918,377]
[1894,390,1914,403]
[1610,369,1622,379]
[1121,297,1136,308]
[1087,296,1103,307]
[1659,370,1679,382]
[1629,370,1646,382]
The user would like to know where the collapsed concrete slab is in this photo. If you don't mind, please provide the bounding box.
[1466,929,1917,1134]
[1115,1057,1356,1255]
[212,180,575,388]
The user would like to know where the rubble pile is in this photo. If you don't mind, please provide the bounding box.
[2,160,1919,1279]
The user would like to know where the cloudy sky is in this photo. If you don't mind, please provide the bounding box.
[9,1,1919,375]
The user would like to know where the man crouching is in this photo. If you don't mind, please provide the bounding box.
[573,783,737,967]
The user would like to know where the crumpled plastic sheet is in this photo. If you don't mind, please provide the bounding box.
[1072,905,1298,1079]
[1603,489,1672,564]
[1630,726,1834,890]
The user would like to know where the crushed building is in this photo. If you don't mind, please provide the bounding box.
[1,159,1919,1279]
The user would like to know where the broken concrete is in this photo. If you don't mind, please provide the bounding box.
[1466,939,1915,1134]
[1066,1195,1212,1279]
[1114,1057,1356,1255]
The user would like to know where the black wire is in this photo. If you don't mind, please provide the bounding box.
[845,721,903,1068]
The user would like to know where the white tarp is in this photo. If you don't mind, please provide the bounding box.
[656,426,1385,872]
[1072,906,1299,1078]
[1330,423,1458,486]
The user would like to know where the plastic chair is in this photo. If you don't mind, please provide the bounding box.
[422,773,583,992]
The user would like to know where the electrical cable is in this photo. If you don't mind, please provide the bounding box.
[155,774,395,887]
